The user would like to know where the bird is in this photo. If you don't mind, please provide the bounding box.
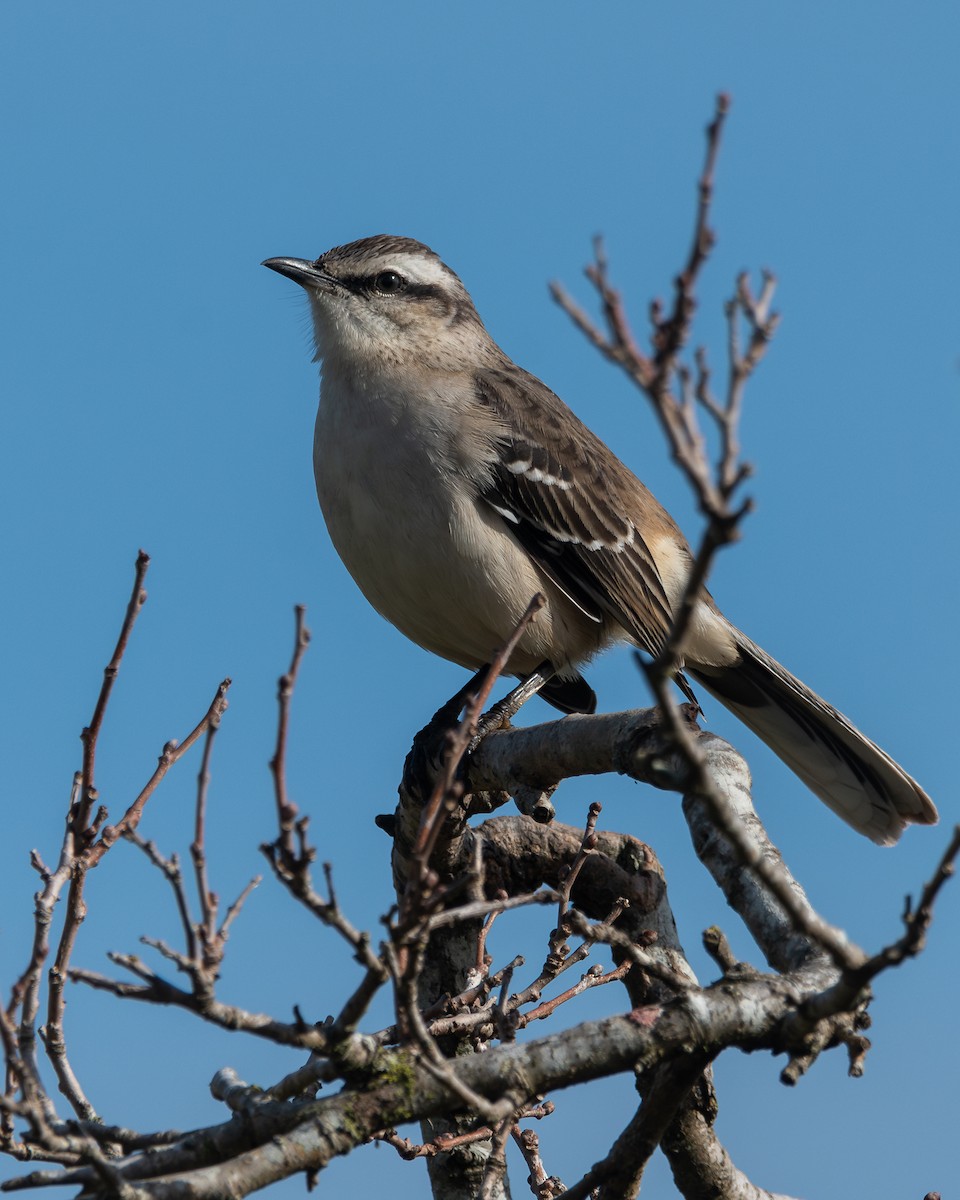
[263,235,937,845]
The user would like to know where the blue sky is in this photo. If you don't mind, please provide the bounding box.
[3,3,958,1196]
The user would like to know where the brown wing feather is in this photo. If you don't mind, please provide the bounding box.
[475,367,679,658]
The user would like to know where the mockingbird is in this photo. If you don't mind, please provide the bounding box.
[263,234,936,845]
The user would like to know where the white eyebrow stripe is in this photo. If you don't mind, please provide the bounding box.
[379,253,451,287]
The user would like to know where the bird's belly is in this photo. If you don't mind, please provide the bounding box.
[314,424,608,675]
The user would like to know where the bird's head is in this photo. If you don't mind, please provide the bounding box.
[264,235,493,373]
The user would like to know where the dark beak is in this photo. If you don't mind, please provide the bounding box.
[262,257,338,292]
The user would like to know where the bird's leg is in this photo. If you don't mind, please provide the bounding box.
[470,662,554,748]
[469,664,559,823]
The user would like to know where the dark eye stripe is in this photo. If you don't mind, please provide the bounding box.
[404,282,444,301]
[334,273,444,302]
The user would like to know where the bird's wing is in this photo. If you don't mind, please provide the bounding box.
[474,366,680,659]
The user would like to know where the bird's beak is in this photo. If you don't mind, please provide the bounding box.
[262,257,338,293]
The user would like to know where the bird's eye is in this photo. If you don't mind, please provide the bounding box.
[373,270,405,295]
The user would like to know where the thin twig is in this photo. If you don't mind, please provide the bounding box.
[269,606,311,861]
[85,679,232,867]
[78,550,150,831]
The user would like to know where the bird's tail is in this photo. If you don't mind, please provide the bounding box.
[688,629,937,845]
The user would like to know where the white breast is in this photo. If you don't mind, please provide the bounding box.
[312,370,610,675]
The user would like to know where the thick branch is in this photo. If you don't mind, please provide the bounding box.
[6,967,844,1197]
